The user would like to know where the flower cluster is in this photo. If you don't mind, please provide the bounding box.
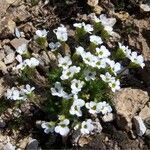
[39,13,145,137]
[118,43,145,68]
[89,14,116,35]
[15,55,39,70]
[4,12,145,138]
[14,44,40,71]
[5,84,35,101]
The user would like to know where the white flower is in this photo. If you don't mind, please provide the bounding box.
[5,87,24,100]
[88,13,100,23]
[100,72,115,83]
[128,52,145,68]
[73,23,83,28]
[83,23,93,33]
[15,56,39,70]
[55,119,70,136]
[15,55,26,70]
[107,60,121,75]
[96,45,110,58]
[85,101,98,114]
[108,79,121,92]
[97,101,112,115]
[73,22,93,34]
[51,82,70,99]
[99,14,116,28]
[118,42,128,54]
[16,44,27,55]
[41,122,55,134]
[99,14,116,35]
[53,24,68,42]
[69,98,85,117]
[24,57,40,68]
[21,84,35,95]
[71,79,84,95]
[60,66,81,80]
[15,27,21,38]
[90,35,103,45]
[58,55,72,69]
[80,119,94,135]
[36,29,48,38]
[49,42,61,51]
[95,58,107,69]
[104,26,113,35]
[92,121,103,133]
[75,46,85,56]
[118,43,132,58]
[84,70,96,81]
[82,52,93,64]
[82,52,98,67]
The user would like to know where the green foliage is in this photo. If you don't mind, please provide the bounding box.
[8,116,26,131]
[101,30,110,40]
[114,0,126,11]
[87,79,109,102]
[48,68,62,84]
[0,98,10,115]
[36,37,47,48]
[75,28,87,42]
[93,22,104,33]
[115,48,126,60]
[30,0,40,6]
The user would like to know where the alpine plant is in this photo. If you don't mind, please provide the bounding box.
[5,13,145,137]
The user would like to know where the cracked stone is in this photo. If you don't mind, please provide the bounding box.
[114,88,149,130]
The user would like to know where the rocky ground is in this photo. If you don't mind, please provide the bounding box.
[0,0,150,149]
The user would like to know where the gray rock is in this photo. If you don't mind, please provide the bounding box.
[36,120,45,129]
[139,105,150,120]
[0,78,6,98]
[4,142,16,150]
[87,0,99,7]
[0,0,9,17]
[0,61,8,74]
[27,139,39,150]
[0,119,6,128]
[4,53,15,65]
[145,129,150,139]
[12,5,31,22]
[0,17,16,38]
[114,88,149,130]
[10,38,29,49]
[140,4,150,12]
[133,116,147,136]
[0,50,5,61]
[5,0,21,6]
[3,45,14,55]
